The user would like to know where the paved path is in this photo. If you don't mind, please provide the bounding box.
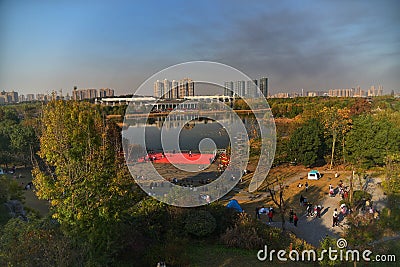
[267,192,345,247]
[265,176,388,248]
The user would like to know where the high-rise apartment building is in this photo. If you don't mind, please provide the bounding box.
[246,80,258,97]
[354,86,365,97]
[259,77,268,98]
[154,80,164,99]
[0,91,19,103]
[171,80,179,99]
[234,81,246,96]
[26,94,35,101]
[367,85,383,97]
[163,79,171,99]
[178,78,195,98]
[224,77,268,98]
[378,85,383,96]
[154,78,195,99]
[99,88,115,97]
[224,81,234,97]
[328,88,354,97]
[72,88,98,100]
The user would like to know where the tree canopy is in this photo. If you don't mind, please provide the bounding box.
[288,118,325,167]
[346,112,400,168]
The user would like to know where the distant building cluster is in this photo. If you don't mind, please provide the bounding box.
[269,92,303,98]
[0,91,19,104]
[153,78,195,99]
[72,87,115,100]
[269,85,385,99]
[20,91,71,102]
[223,77,268,98]
[305,91,327,97]
[328,85,383,97]
[0,87,115,105]
[0,82,391,106]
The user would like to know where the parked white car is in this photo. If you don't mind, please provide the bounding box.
[308,170,321,180]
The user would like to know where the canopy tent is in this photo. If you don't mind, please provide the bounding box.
[226,199,243,212]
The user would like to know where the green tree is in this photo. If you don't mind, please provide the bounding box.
[0,217,80,266]
[384,153,400,196]
[233,99,250,110]
[32,100,141,264]
[8,124,38,166]
[288,119,325,167]
[346,114,400,167]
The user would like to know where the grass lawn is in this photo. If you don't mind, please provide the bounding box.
[368,239,400,267]
[185,242,313,266]
[4,167,49,217]
[184,240,399,266]
[0,205,11,225]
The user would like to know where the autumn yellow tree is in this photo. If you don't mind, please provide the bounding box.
[32,100,139,229]
[319,107,352,169]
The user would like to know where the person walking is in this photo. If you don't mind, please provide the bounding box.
[305,182,309,192]
[307,203,313,217]
[317,205,322,218]
[255,207,260,219]
[300,195,304,206]
[268,210,273,222]
[332,208,338,227]
[289,209,294,223]
[293,213,299,227]
[316,205,321,218]
[329,184,334,197]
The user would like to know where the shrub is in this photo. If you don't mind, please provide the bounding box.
[220,213,264,250]
[184,210,216,238]
[206,203,238,235]
[352,190,372,207]
[379,195,400,231]
[318,236,341,266]
[142,236,191,267]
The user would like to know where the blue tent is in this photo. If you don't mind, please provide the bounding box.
[226,199,243,212]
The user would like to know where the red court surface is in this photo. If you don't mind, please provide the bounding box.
[139,152,215,165]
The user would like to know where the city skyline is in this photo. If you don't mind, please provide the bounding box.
[0,1,399,95]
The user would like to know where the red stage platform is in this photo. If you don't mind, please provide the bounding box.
[139,152,215,165]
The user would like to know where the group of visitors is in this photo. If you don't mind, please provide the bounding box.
[338,180,349,199]
[331,204,349,227]
[255,206,275,222]
[306,203,322,218]
[362,199,380,220]
[199,194,211,204]
[143,154,158,162]
[328,180,350,199]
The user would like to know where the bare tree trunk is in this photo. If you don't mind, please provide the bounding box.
[279,190,286,232]
[268,186,286,232]
[281,212,285,231]
[330,133,336,170]
[342,136,346,165]
[349,170,354,205]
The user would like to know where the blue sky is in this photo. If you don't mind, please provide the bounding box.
[0,0,399,95]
